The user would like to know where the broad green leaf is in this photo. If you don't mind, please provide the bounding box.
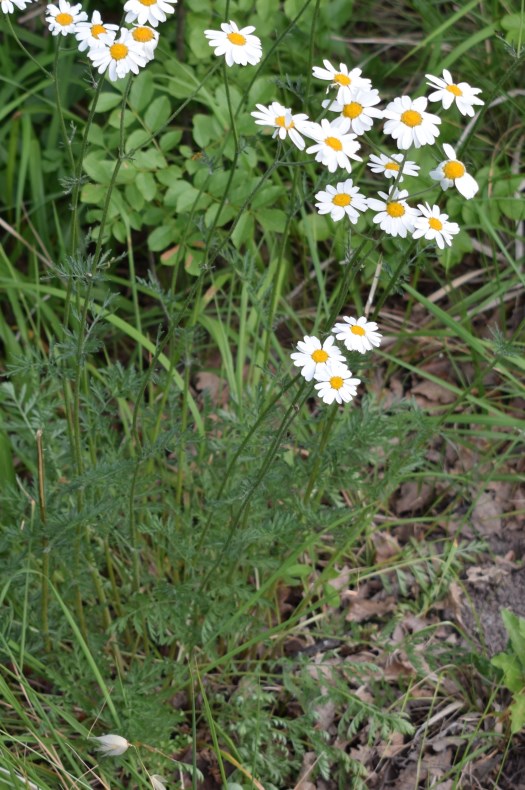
[144,95,172,132]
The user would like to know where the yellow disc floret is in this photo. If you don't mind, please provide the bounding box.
[334,73,351,86]
[332,193,351,207]
[443,160,465,179]
[330,376,344,390]
[386,201,405,218]
[400,109,423,127]
[384,162,400,172]
[133,26,155,42]
[275,115,294,130]
[350,325,365,336]
[342,102,363,119]
[446,84,463,96]
[311,349,329,363]
[110,43,129,60]
[56,12,73,25]
[325,136,343,151]
[91,23,106,37]
[428,217,443,231]
[227,32,246,45]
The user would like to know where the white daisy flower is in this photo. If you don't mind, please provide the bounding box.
[367,187,420,238]
[383,95,441,150]
[367,153,420,182]
[123,0,176,28]
[332,315,382,354]
[87,29,148,82]
[426,69,484,117]
[305,118,362,174]
[251,102,310,150]
[429,143,479,199]
[312,59,372,104]
[130,25,159,60]
[315,179,368,223]
[46,0,87,36]
[92,734,130,757]
[204,20,262,67]
[1,0,33,14]
[322,88,383,136]
[413,202,460,249]
[314,361,361,405]
[291,335,345,382]
[74,10,118,51]
[150,776,167,790]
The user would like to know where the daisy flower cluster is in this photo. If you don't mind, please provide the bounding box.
[200,28,483,251]
[3,0,176,82]
[291,316,382,405]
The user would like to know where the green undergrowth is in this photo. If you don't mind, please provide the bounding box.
[1,0,525,787]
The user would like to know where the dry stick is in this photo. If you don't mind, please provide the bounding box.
[364,255,383,318]
[36,429,50,653]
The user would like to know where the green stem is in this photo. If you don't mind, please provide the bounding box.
[303,406,338,503]
[6,15,52,79]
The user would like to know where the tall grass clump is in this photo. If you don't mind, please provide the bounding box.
[1,0,524,787]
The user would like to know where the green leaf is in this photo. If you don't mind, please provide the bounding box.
[492,652,524,693]
[133,148,167,171]
[136,171,157,202]
[144,96,172,132]
[256,208,287,233]
[510,693,525,734]
[129,70,154,113]
[148,224,176,252]
[94,92,122,113]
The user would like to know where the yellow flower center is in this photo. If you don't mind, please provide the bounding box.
[443,160,465,179]
[400,109,423,127]
[386,201,405,218]
[342,102,363,119]
[110,43,129,60]
[325,136,342,151]
[334,73,351,86]
[227,31,246,45]
[138,0,157,5]
[350,325,366,336]
[446,84,463,97]
[428,217,443,231]
[311,349,329,363]
[56,12,73,25]
[133,26,155,42]
[91,23,106,37]
[275,115,294,130]
[332,193,351,207]
[385,161,400,172]
[330,376,344,390]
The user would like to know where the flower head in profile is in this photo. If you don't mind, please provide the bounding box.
[332,316,382,354]
[305,118,361,173]
[367,187,420,238]
[87,29,148,81]
[315,179,368,223]
[426,69,484,117]
[367,153,420,182]
[291,335,345,382]
[322,88,383,136]
[92,734,130,757]
[314,361,361,405]
[1,0,34,14]
[74,10,118,51]
[429,143,479,199]
[124,0,176,27]
[413,203,460,249]
[150,776,168,790]
[312,60,372,103]
[130,25,159,60]
[383,95,441,150]
[46,0,87,36]
[251,102,310,150]
[204,20,262,67]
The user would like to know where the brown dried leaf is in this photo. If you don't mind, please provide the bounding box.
[345,596,397,623]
